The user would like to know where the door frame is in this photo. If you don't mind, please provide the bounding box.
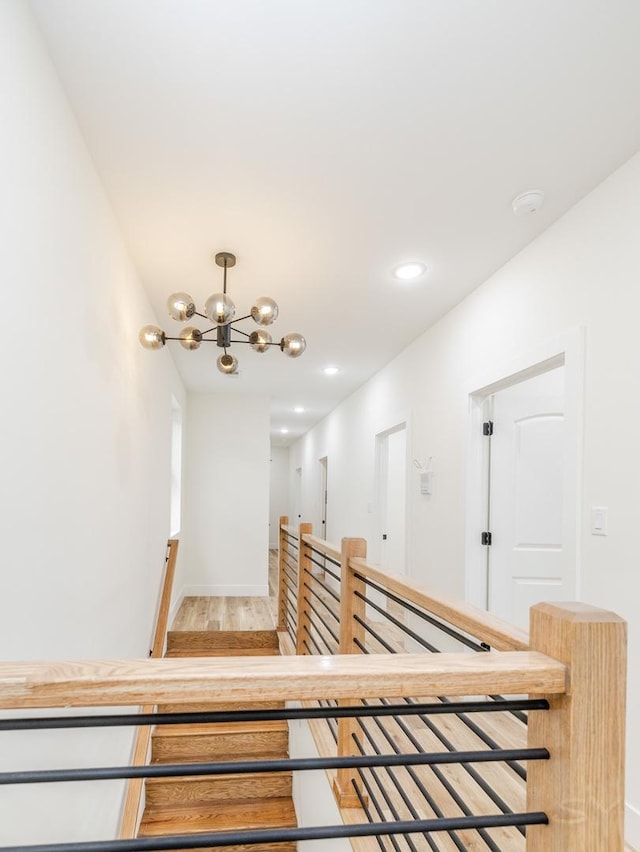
[464,327,585,612]
[318,456,328,541]
[374,421,409,570]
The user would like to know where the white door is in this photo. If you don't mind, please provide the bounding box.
[377,426,407,574]
[487,367,569,628]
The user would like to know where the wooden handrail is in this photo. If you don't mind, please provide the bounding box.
[349,555,529,651]
[119,538,179,839]
[281,524,299,539]
[150,539,180,658]
[300,532,342,563]
[0,651,566,709]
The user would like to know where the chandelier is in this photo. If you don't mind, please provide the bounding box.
[139,251,306,375]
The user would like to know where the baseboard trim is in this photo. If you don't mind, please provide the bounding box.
[182,583,270,597]
[627,801,640,850]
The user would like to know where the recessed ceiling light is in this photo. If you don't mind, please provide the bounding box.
[394,261,426,281]
[280,427,289,434]
[322,366,339,376]
[294,406,305,413]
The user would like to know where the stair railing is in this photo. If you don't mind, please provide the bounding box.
[0,524,625,851]
[119,537,179,839]
[0,612,622,850]
[277,516,627,851]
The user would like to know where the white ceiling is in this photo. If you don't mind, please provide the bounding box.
[31,0,640,445]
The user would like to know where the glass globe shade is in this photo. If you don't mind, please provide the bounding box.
[167,292,195,321]
[217,352,238,374]
[249,330,272,353]
[205,292,236,325]
[251,296,279,326]
[139,325,166,350]
[179,327,203,350]
[280,332,307,358]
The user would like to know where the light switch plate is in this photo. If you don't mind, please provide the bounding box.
[591,506,608,536]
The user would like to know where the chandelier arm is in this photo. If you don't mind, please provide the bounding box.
[231,327,251,338]
[194,311,208,319]
[232,314,253,323]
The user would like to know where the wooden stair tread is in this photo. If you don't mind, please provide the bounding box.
[145,772,292,806]
[152,747,289,765]
[151,846,296,852]
[166,630,279,651]
[156,700,285,714]
[153,720,288,736]
[164,648,279,657]
[139,843,296,852]
[139,797,297,835]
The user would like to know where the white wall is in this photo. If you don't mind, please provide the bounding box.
[181,393,270,595]
[288,717,351,851]
[269,445,290,548]
[290,152,640,845]
[0,1,185,842]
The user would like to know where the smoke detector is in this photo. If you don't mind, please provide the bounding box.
[512,189,545,215]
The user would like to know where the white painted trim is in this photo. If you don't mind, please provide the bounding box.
[464,326,585,611]
[182,583,270,597]
[626,800,640,850]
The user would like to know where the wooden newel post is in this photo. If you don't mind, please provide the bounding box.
[525,602,627,851]
[296,522,313,654]
[277,516,289,633]
[333,536,368,808]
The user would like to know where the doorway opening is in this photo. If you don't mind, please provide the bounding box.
[319,456,328,541]
[375,423,408,575]
[293,467,302,527]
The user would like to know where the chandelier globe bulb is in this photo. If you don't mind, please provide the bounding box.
[167,292,195,321]
[139,325,166,350]
[205,293,236,326]
[280,332,306,358]
[249,330,272,352]
[179,327,203,350]
[251,296,279,326]
[217,352,238,374]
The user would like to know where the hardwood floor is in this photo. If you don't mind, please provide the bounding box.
[171,551,279,631]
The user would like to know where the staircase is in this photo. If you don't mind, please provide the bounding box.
[138,629,298,851]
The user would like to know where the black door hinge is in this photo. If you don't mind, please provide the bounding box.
[481,531,492,546]
[483,421,494,436]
